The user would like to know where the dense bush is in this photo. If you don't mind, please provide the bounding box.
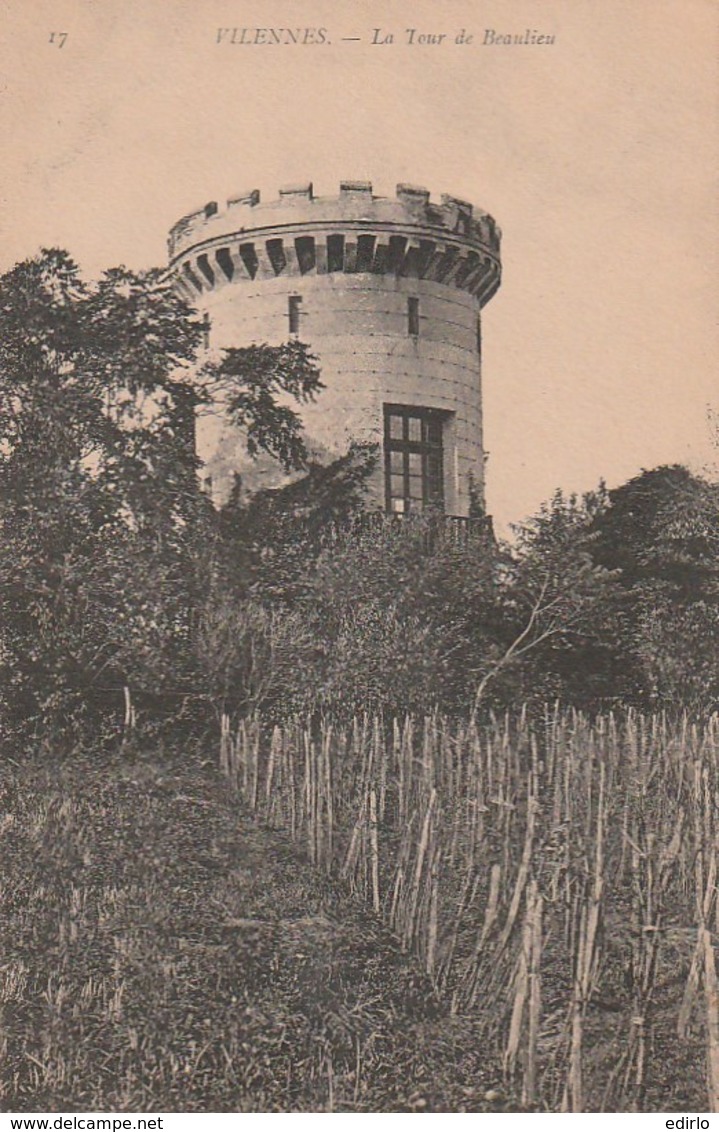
[589,465,719,710]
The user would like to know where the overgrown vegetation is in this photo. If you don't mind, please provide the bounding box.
[1,249,718,1112]
[0,250,322,744]
[2,251,718,741]
[0,751,513,1112]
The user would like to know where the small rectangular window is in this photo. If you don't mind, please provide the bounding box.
[288,295,302,335]
[408,296,420,336]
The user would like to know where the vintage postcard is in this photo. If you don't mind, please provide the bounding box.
[1,0,717,1119]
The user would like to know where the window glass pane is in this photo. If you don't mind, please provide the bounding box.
[389,415,404,440]
[408,417,422,443]
[409,478,423,500]
[427,454,443,501]
[390,474,405,497]
[408,452,422,476]
[390,451,404,474]
[391,498,406,513]
[426,419,443,446]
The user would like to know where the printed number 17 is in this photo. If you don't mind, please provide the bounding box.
[49,32,68,48]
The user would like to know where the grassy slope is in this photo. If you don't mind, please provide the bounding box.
[1,750,511,1113]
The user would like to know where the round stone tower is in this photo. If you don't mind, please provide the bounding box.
[168,180,501,516]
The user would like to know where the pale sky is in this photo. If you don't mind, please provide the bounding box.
[1,0,716,530]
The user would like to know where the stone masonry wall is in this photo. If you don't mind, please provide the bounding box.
[168,182,501,515]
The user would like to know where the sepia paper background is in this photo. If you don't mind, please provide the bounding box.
[1,0,716,532]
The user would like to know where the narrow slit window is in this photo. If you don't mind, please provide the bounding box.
[408,296,420,337]
[288,295,302,335]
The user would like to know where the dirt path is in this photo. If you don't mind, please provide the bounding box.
[2,751,506,1112]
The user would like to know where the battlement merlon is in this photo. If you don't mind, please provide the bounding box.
[167,181,502,281]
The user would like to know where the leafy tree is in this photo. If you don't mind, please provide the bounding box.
[0,249,323,745]
[194,444,382,718]
[0,251,202,740]
[215,442,379,603]
[203,340,323,470]
[588,466,719,710]
[469,486,621,712]
[590,466,716,589]
[468,469,719,714]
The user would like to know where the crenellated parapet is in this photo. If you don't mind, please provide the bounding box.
[168,181,501,307]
